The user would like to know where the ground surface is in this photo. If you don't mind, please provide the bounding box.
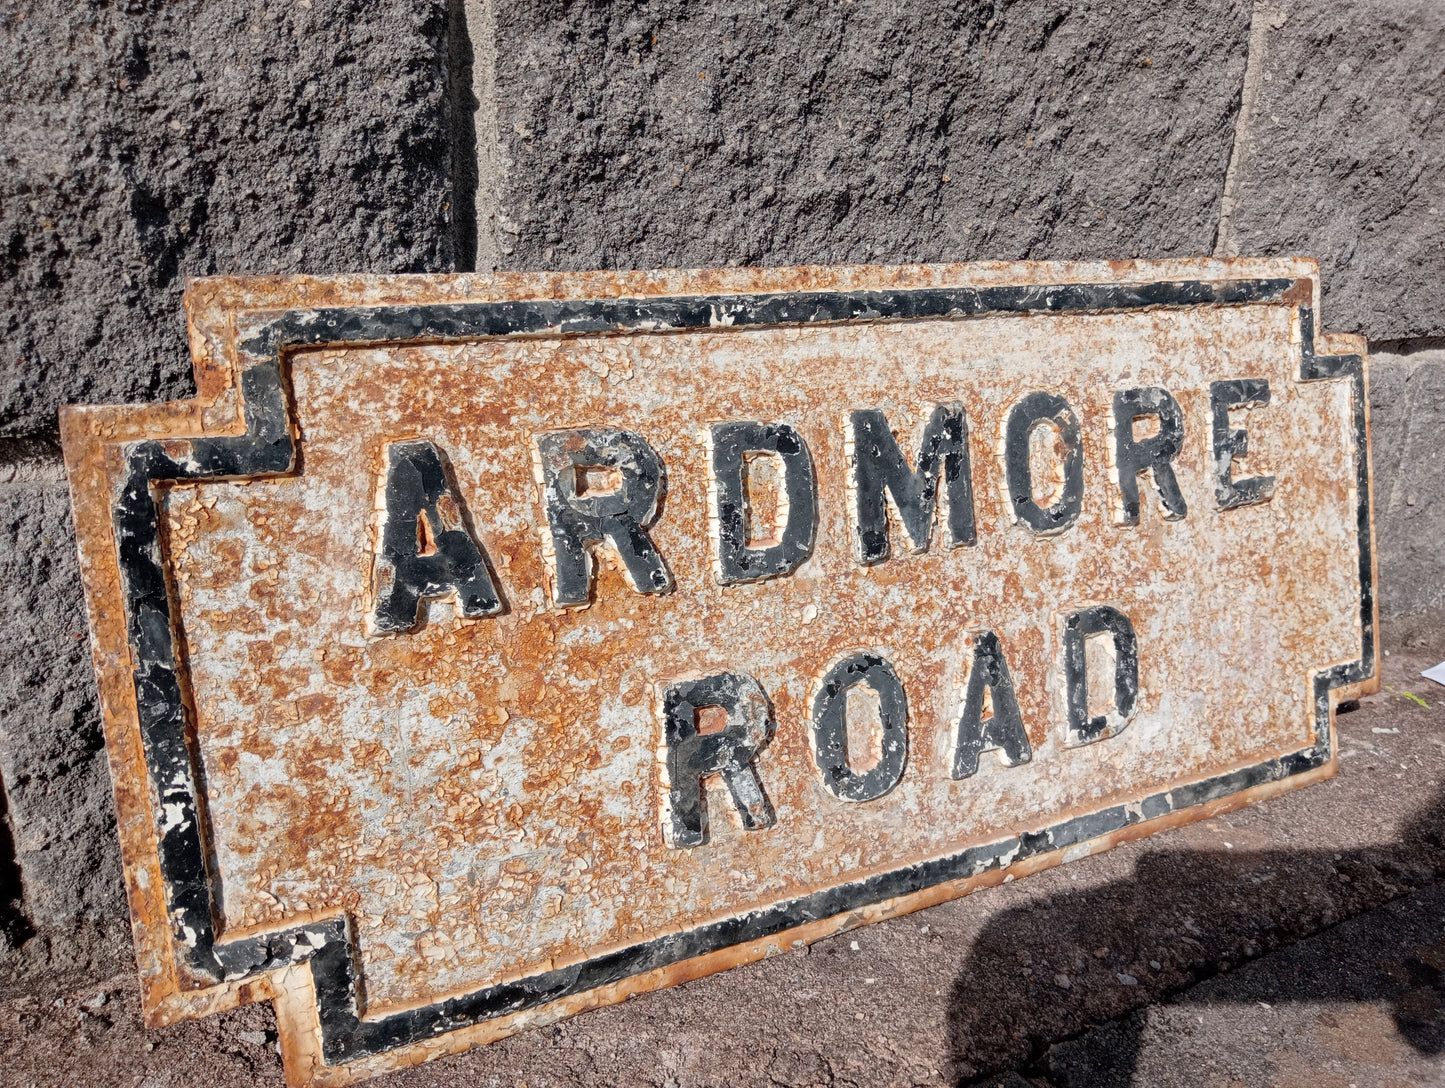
[2,637,1444,1088]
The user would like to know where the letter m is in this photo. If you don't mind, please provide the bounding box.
[848,405,976,564]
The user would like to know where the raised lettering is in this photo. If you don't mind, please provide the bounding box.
[534,428,672,608]
[1061,605,1139,747]
[1210,379,1277,510]
[658,672,775,848]
[951,629,1032,779]
[810,653,909,802]
[369,440,502,634]
[848,405,976,564]
[1002,391,1085,535]
[708,421,816,584]
[1111,386,1187,525]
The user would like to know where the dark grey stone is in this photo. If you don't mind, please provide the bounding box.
[1370,346,1445,624]
[1232,0,1445,341]
[492,0,1251,270]
[0,477,129,988]
[1,0,460,437]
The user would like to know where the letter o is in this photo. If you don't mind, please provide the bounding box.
[809,653,909,802]
[1003,390,1085,534]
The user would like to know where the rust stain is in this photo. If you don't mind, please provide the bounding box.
[58,259,1372,1085]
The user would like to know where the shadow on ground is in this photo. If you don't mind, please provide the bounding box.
[945,778,1445,1085]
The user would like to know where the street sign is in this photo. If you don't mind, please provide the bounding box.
[62,260,1376,1085]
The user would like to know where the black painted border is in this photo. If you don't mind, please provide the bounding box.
[107,276,1371,1065]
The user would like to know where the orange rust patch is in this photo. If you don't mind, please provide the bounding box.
[58,260,1371,1087]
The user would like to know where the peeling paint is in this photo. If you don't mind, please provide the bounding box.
[58,261,1375,1087]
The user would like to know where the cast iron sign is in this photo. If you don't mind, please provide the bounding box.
[62,260,1376,1085]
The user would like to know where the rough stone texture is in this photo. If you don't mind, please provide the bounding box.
[1369,346,1445,629]
[491,0,1251,270]
[1231,0,1445,341]
[0,474,129,990]
[0,0,458,437]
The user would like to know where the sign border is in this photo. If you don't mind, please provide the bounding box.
[62,264,1376,1082]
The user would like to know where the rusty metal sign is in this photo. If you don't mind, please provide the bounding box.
[61,260,1376,1085]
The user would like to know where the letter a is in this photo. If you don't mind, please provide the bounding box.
[369,440,502,634]
[951,630,1032,779]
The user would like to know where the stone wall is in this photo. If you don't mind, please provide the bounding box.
[0,0,1441,992]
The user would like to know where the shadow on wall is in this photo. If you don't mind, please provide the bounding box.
[944,782,1445,1085]
[446,0,480,273]
[0,777,32,953]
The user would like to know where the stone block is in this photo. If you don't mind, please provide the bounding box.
[492,0,1251,269]
[1,0,458,437]
[1231,0,1445,341]
[0,470,129,985]
[1369,345,1445,623]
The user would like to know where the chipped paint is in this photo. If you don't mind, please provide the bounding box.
[59,261,1376,1087]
